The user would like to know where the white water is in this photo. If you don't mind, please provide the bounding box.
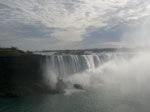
[44,51,135,88]
[42,50,150,110]
[43,50,150,96]
[62,51,150,108]
[65,51,150,89]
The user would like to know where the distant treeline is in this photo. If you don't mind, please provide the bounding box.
[37,48,132,55]
[0,47,140,56]
[0,47,33,56]
[0,47,21,51]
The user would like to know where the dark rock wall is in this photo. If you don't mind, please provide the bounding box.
[0,55,50,97]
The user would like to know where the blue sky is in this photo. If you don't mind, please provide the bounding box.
[0,0,149,50]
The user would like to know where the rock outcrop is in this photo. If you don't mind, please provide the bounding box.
[0,55,53,97]
[73,84,84,90]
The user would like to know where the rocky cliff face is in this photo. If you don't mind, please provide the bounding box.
[0,55,54,97]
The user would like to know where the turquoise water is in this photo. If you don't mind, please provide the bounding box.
[0,89,147,112]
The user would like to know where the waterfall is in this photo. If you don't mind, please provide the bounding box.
[45,54,109,77]
[43,52,132,89]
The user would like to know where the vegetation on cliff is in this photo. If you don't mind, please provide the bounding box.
[0,47,33,56]
[0,47,53,97]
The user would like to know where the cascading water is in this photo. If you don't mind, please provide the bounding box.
[43,52,135,89]
[60,50,150,111]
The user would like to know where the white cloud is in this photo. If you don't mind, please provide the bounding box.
[1,1,149,34]
[98,42,127,48]
[122,16,150,47]
[51,29,84,42]
[0,0,149,49]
